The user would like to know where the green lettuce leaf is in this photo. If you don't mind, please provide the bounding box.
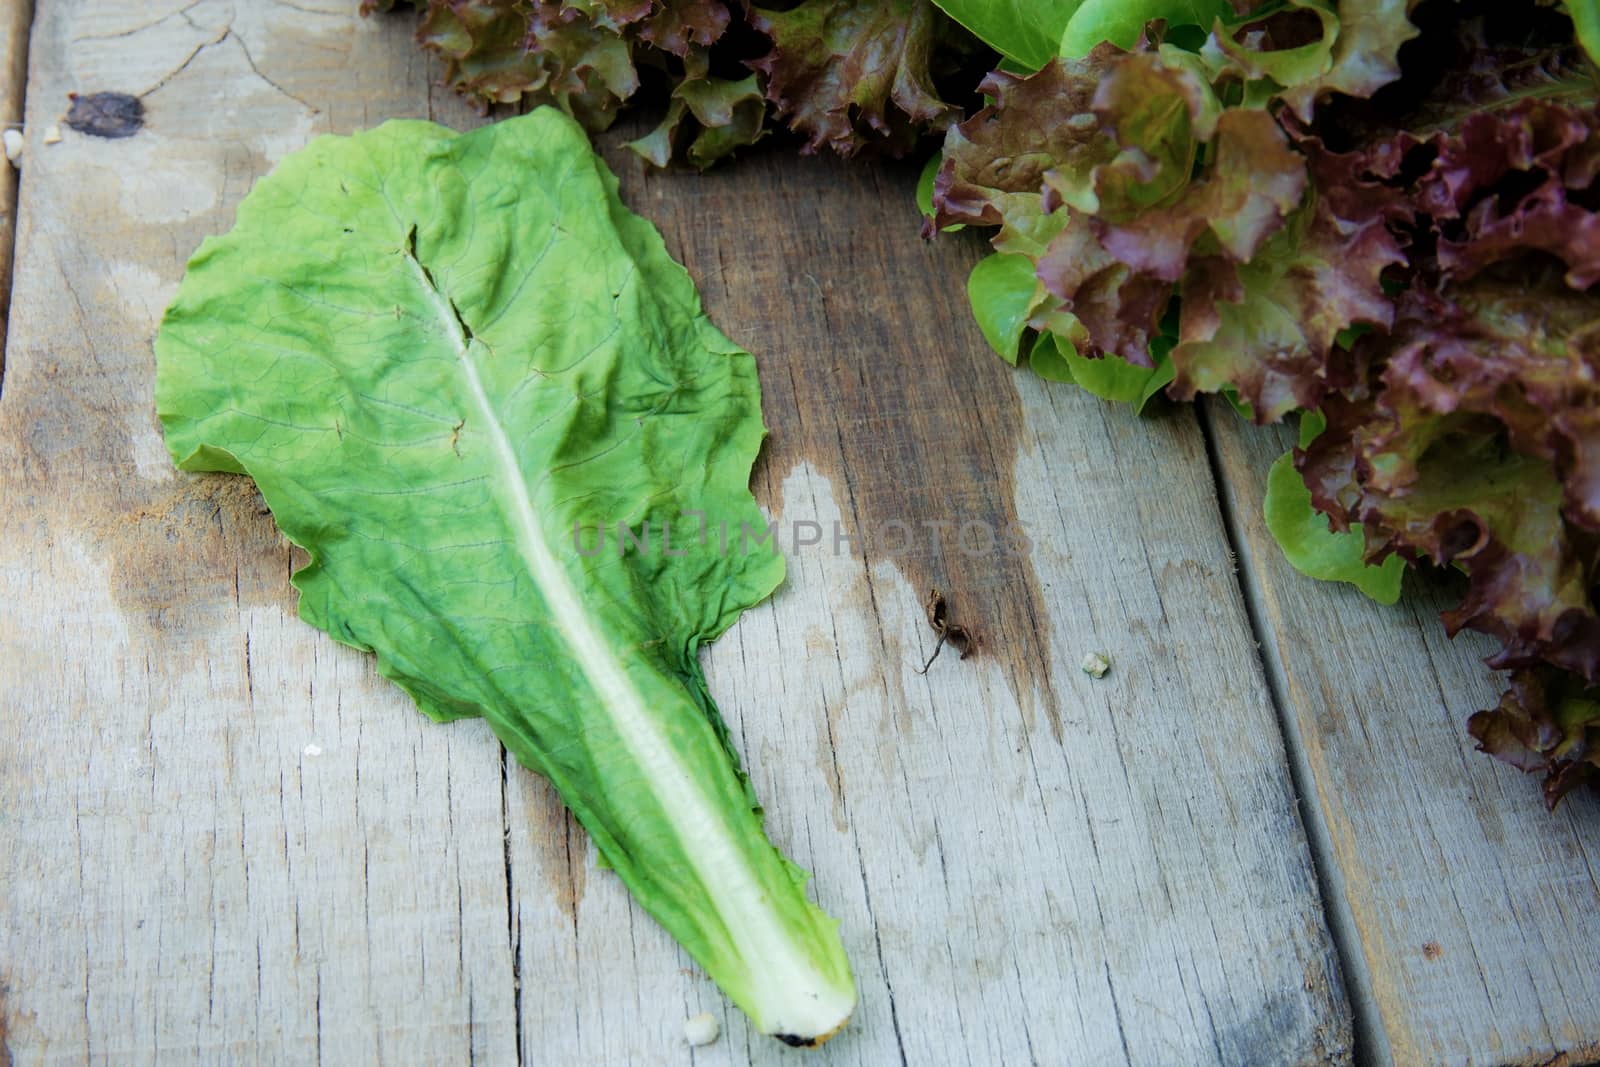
[1569,0,1600,65]
[927,0,1084,70]
[154,110,855,1043]
[626,47,767,169]
[1274,0,1420,121]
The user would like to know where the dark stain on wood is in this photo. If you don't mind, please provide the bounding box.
[0,215,294,638]
[65,91,144,139]
[599,133,1056,709]
[525,780,588,928]
[0,341,295,641]
[85,474,296,639]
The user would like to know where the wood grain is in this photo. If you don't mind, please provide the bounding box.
[1,2,1348,1064]
[1207,408,1600,1067]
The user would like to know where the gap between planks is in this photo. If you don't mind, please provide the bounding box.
[1194,399,1385,1066]
[0,0,36,381]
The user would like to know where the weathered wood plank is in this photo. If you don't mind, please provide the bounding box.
[1208,408,1600,1066]
[0,4,516,1065]
[2,2,1349,1063]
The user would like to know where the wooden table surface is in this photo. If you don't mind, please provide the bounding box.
[1,3,1597,1065]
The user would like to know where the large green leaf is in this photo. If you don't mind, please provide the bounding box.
[1058,0,1232,56]
[928,0,1083,70]
[155,110,855,1042]
[1566,0,1600,66]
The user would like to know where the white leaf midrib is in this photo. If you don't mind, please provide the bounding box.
[400,246,850,1036]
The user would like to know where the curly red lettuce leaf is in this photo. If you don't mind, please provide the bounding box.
[1428,101,1600,288]
[1298,266,1600,803]
[748,0,968,157]
[1469,667,1600,807]
[365,0,644,126]
[1170,198,1398,419]
[932,36,1394,414]
[366,0,974,164]
[1290,35,1600,780]
[931,52,1120,244]
[1301,273,1600,677]
[638,0,729,54]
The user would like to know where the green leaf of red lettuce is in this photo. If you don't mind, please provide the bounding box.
[926,0,1240,68]
[966,252,1039,362]
[1265,411,1406,604]
[1034,333,1176,410]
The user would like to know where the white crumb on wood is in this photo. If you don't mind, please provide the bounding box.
[683,1012,719,1047]
[1080,651,1110,678]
